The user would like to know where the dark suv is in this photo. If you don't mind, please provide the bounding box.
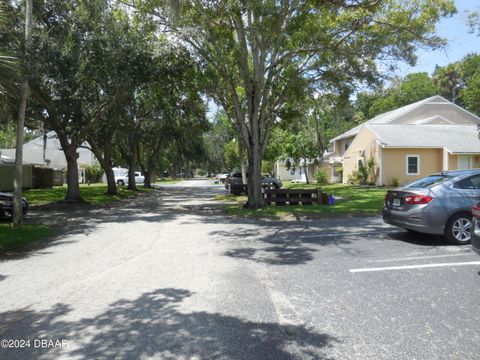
[0,192,29,219]
[225,172,283,194]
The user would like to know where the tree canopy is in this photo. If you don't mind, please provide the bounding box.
[139,0,456,208]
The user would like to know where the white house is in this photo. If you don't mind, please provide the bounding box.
[0,131,97,183]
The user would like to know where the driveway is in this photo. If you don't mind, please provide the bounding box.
[1,178,479,359]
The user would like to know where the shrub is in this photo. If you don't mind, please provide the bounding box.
[84,164,103,183]
[357,162,369,185]
[353,157,377,185]
[390,177,400,187]
[333,166,343,175]
[348,170,364,185]
[315,169,328,184]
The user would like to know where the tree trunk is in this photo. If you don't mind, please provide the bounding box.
[127,169,136,190]
[89,140,118,195]
[12,0,33,227]
[144,170,152,188]
[105,165,117,195]
[303,159,309,184]
[127,136,139,190]
[64,147,82,202]
[102,141,117,195]
[238,138,247,185]
[246,141,264,208]
[103,144,117,195]
[127,157,137,191]
[315,111,325,161]
[13,79,27,226]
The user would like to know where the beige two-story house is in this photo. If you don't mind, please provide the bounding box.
[330,95,480,186]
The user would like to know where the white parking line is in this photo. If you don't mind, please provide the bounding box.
[349,261,480,273]
[300,229,393,238]
[367,253,474,263]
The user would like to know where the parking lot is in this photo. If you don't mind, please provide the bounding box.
[215,211,480,359]
[1,182,479,359]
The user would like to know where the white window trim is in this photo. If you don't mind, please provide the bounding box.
[406,154,420,176]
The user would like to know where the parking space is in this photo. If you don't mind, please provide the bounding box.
[224,218,480,359]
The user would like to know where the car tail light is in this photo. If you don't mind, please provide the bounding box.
[405,194,433,205]
[472,204,480,219]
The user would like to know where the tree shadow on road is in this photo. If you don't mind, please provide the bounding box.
[12,186,382,265]
[0,288,338,360]
[216,223,358,266]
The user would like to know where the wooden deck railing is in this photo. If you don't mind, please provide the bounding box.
[264,188,328,206]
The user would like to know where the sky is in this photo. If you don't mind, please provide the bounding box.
[397,0,479,76]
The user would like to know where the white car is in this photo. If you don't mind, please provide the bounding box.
[115,171,145,186]
[217,173,230,183]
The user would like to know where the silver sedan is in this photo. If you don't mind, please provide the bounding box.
[383,170,480,245]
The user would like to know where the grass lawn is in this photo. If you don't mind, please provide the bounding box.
[219,183,387,219]
[24,183,154,206]
[154,178,179,185]
[0,224,52,253]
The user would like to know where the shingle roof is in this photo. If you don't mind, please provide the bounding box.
[0,131,95,169]
[329,95,478,143]
[0,153,14,165]
[366,124,480,153]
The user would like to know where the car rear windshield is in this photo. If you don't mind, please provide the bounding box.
[404,175,451,189]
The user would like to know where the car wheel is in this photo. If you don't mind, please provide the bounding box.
[444,212,472,245]
[117,180,125,186]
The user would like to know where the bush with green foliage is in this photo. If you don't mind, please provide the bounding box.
[390,177,400,187]
[315,169,328,184]
[357,162,369,185]
[84,164,103,183]
[351,157,378,185]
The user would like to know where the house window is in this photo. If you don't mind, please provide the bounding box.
[290,170,295,175]
[357,158,364,169]
[458,155,472,170]
[406,155,420,175]
[344,141,350,152]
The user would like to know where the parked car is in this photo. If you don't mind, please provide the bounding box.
[216,173,230,183]
[471,203,480,254]
[115,171,145,186]
[383,169,480,245]
[225,172,283,194]
[0,192,28,219]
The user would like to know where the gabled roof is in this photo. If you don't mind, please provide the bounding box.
[0,153,14,165]
[0,131,95,169]
[330,95,480,143]
[366,124,480,154]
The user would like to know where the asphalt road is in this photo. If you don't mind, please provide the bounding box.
[1,178,479,359]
